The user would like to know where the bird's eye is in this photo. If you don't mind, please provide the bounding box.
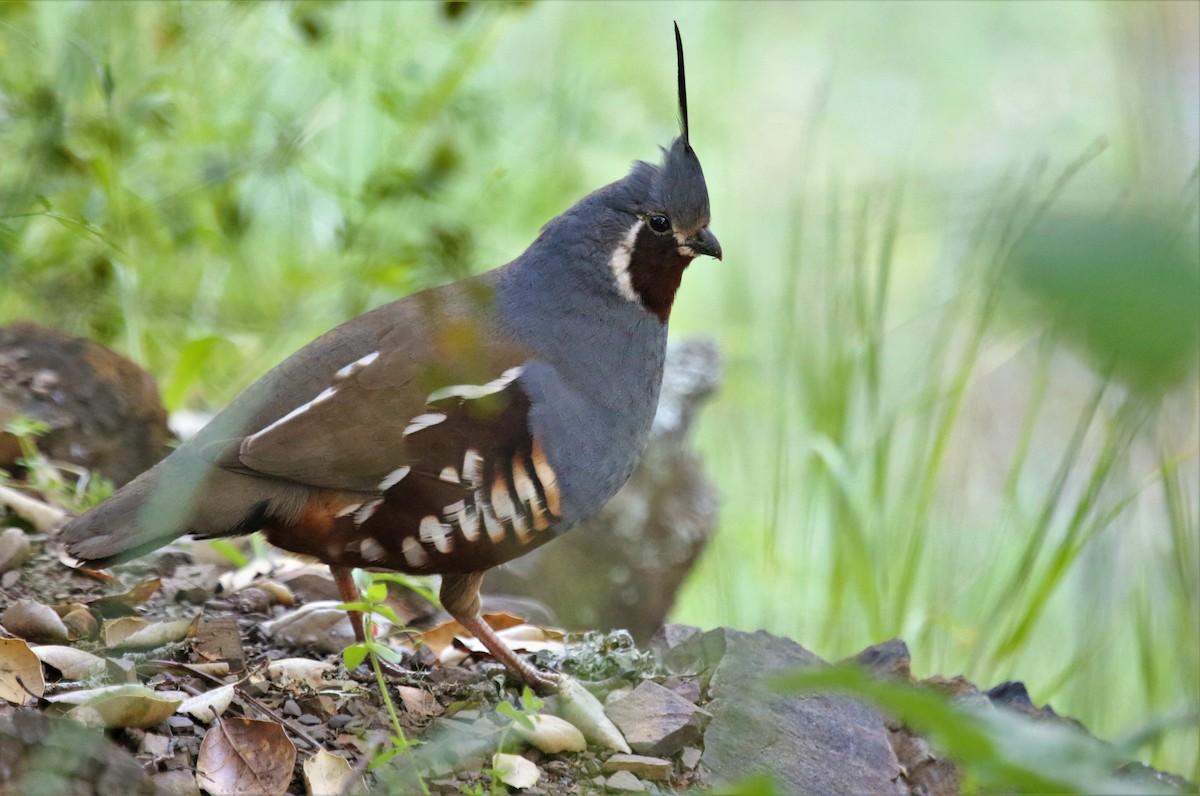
[647,214,671,234]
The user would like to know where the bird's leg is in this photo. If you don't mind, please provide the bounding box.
[331,565,367,643]
[440,571,560,693]
[331,565,408,678]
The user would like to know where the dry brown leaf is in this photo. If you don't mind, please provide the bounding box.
[420,612,528,656]
[196,717,298,796]
[254,580,296,606]
[57,684,184,729]
[1,598,70,643]
[261,602,354,654]
[558,676,631,753]
[91,578,162,615]
[59,605,99,640]
[0,484,65,531]
[0,637,45,705]
[265,658,334,690]
[31,645,107,680]
[103,616,149,647]
[512,713,588,754]
[178,683,235,723]
[303,749,361,796]
[438,623,565,666]
[396,685,441,718]
[106,615,198,651]
[493,752,540,789]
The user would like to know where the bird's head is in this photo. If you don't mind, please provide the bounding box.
[601,23,720,323]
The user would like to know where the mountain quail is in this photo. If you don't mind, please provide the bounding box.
[58,25,720,691]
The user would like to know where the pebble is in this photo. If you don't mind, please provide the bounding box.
[167,716,195,731]
[680,746,701,770]
[329,714,353,729]
[282,699,302,717]
[297,714,321,726]
[605,770,646,793]
[603,754,672,781]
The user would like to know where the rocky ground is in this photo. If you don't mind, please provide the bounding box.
[0,323,1195,795]
[1,518,1195,795]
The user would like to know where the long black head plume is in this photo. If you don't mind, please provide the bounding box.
[674,22,690,150]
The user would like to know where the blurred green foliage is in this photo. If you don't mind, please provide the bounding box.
[1010,212,1200,394]
[1,0,1196,784]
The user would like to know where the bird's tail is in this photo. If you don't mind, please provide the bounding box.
[57,454,273,568]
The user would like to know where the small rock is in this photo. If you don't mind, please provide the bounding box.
[261,601,354,654]
[275,569,340,602]
[698,627,904,794]
[605,770,646,793]
[166,716,194,731]
[230,587,271,614]
[152,769,201,796]
[297,713,322,726]
[662,677,701,705]
[140,732,171,759]
[848,638,911,681]
[329,714,352,729]
[605,681,710,756]
[0,527,31,572]
[603,754,672,781]
[680,746,701,770]
[282,699,302,717]
[2,569,19,588]
[604,686,632,706]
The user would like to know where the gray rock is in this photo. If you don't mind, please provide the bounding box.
[680,746,701,770]
[0,527,31,573]
[605,681,711,756]
[697,627,905,795]
[603,754,672,781]
[604,770,646,793]
[0,322,174,487]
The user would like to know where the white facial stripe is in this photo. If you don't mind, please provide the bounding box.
[336,351,379,380]
[379,466,411,491]
[427,366,524,403]
[609,219,643,303]
[249,386,338,442]
[403,412,447,436]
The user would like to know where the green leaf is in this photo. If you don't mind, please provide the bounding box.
[342,643,369,670]
[366,582,388,604]
[336,601,371,613]
[519,686,544,714]
[367,642,403,664]
[372,605,406,628]
[207,540,249,568]
[496,701,535,731]
[4,416,50,439]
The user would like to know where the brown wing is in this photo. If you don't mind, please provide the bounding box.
[230,278,526,492]
[261,375,564,574]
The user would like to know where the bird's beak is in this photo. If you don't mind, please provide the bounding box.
[688,227,722,261]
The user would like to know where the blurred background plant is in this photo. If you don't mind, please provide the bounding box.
[0,0,1195,782]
